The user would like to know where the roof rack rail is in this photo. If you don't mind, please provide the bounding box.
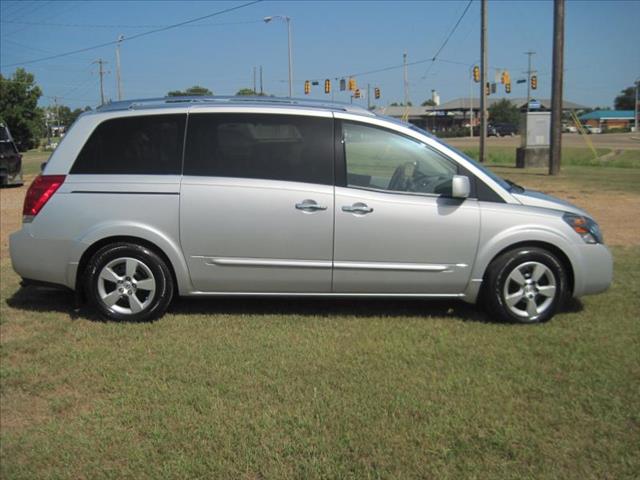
[96,96,375,116]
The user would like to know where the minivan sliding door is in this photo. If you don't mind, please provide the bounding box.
[180,112,335,293]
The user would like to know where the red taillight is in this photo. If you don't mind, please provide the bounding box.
[23,175,65,220]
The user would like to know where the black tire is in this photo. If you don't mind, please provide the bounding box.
[482,246,568,324]
[85,242,174,321]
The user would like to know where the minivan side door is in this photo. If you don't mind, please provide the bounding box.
[180,111,335,293]
[332,119,480,294]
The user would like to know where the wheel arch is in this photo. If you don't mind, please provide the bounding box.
[75,235,189,300]
[481,240,575,296]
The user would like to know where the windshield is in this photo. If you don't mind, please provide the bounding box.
[408,124,512,191]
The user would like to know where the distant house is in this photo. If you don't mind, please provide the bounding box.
[578,110,635,131]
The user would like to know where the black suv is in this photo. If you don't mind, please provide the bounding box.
[488,123,518,137]
[0,123,23,186]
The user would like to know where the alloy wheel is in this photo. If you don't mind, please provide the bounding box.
[97,257,156,315]
[502,261,557,321]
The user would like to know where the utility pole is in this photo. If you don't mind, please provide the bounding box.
[51,96,60,134]
[253,66,257,94]
[115,35,124,101]
[367,83,371,110]
[479,0,487,163]
[403,51,409,107]
[93,58,108,107]
[524,51,536,114]
[549,0,565,175]
[634,77,639,133]
[259,65,264,95]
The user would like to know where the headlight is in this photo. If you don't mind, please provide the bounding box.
[563,213,603,244]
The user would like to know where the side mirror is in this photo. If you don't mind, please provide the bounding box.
[451,175,470,199]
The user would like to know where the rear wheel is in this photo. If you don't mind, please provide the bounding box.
[483,247,568,323]
[85,242,173,321]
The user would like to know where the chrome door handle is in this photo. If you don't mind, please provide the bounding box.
[295,199,327,212]
[342,203,374,214]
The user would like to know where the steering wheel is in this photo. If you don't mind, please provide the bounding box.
[413,174,452,194]
[388,162,416,191]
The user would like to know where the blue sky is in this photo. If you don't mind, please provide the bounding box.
[1,0,638,110]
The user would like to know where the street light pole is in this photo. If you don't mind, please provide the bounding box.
[525,51,535,114]
[264,15,293,97]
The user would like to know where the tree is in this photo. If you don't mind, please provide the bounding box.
[235,88,256,96]
[488,99,519,125]
[421,99,436,107]
[167,85,213,97]
[47,105,91,128]
[614,86,635,110]
[390,101,412,107]
[0,68,43,150]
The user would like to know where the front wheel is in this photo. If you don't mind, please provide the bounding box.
[85,242,174,321]
[483,247,568,323]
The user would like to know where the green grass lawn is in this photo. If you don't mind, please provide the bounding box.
[20,150,50,177]
[1,248,638,479]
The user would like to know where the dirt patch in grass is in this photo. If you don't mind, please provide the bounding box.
[0,383,93,432]
[533,189,638,246]
[0,184,25,259]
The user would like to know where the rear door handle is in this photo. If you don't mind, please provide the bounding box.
[342,202,374,214]
[295,199,327,212]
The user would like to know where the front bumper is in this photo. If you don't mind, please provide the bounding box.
[572,243,613,297]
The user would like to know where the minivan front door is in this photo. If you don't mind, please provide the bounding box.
[180,112,335,293]
[332,120,480,294]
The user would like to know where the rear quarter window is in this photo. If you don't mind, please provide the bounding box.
[70,114,186,175]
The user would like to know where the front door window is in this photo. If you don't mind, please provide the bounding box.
[343,121,457,196]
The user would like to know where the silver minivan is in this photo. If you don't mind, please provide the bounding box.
[10,97,612,323]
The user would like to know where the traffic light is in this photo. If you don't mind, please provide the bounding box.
[340,78,346,91]
[374,87,381,99]
[304,80,310,95]
[473,65,480,82]
[531,75,537,90]
[500,70,510,85]
[324,79,331,94]
[491,82,496,94]
[485,82,490,96]
[354,88,361,99]
[505,82,511,94]
[348,77,356,91]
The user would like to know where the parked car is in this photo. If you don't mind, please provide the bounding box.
[0,123,23,187]
[10,97,612,323]
[562,124,578,133]
[488,123,518,137]
[581,124,602,134]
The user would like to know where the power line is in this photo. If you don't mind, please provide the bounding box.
[0,0,263,68]
[422,0,474,79]
[0,0,55,37]
[1,38,54,55]
[0,19,264,29]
